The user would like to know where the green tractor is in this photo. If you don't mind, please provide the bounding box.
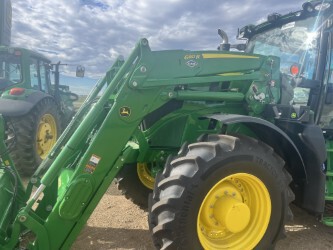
[1,0,333,249]
[0,0,80,175]
[0,47,80,176]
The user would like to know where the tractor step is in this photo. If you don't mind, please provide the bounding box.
[325,196,333,201]
[322,217,333,226]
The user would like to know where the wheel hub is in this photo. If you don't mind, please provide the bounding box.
[197,173,271,249]
[214,196,250,233]
[37,114,57,159]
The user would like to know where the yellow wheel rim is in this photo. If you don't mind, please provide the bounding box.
[37,114,57,159]
[197,173,271,250]
[137,163,155,190]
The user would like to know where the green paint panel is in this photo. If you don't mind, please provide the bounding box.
[59,176,94,220]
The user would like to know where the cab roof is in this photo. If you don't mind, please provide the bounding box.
[238,1,333,40]
[0,46,51,63]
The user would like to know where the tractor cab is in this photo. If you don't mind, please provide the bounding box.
[0,47,52,95]
[235,0,333,223]
[244,16,318,106]
[0,46,78,124]
[0,47,79,104]
[238,1,333,128]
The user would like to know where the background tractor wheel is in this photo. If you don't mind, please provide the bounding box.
[116,163,155,210]
[149,134,294,250]
[6,98,61,176]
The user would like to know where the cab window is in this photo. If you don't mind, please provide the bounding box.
[29,58,39,89]
[0,52,22,89]
[29,57,50,92]
[39,63,48,92]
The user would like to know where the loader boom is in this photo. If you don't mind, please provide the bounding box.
[0,38,278,249]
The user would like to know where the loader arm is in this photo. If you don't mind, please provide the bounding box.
[0,38,278,249]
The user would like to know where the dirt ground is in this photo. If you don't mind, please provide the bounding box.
[72,183,333,250]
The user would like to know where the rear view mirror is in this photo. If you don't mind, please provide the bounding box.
[76,65,85,78]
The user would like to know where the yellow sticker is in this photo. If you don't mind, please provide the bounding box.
[202,53,259,59]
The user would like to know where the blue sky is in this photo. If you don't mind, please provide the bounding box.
[11,0,304,83]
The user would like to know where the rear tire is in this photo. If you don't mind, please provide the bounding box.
[6,98,61,176]
[149,134,294,249]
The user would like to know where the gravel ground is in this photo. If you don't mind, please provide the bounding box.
[72,183,333,250]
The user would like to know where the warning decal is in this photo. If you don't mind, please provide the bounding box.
[84,154,101,174]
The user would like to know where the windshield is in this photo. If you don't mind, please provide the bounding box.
[0,52,22,89]
[246,16,319,105]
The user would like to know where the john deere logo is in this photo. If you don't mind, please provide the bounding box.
[291,112,297,119]
[120,107,131,117]
[186,60,198,68]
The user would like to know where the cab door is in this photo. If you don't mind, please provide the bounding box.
[29,57,51,94]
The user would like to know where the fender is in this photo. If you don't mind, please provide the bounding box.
[207,114,327,213]
[0,91,53,117]
[206,114,307,180]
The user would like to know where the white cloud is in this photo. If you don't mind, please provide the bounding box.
[10,0,304,78]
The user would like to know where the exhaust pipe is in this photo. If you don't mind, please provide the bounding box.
[218,29,230,51]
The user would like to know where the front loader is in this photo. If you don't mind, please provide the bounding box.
[1,0,333,249]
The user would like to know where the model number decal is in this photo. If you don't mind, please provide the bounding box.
[184,54,201,60]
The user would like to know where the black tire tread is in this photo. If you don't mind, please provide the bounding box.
[5,98,60,176]
[149,134,294,249]
[115,164,151,210]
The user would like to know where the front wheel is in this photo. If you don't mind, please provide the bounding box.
[149,134,294,249]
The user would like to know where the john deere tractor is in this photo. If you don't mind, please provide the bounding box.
[0,0,79,175]
[1,0,333,249]
[0,48,80,176]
